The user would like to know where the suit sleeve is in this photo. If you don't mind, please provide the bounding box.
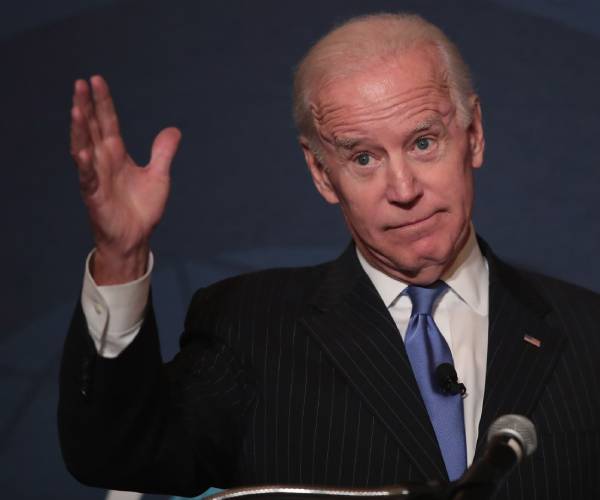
[58,289,256,497]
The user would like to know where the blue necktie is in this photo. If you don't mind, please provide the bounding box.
[404,282,467,481]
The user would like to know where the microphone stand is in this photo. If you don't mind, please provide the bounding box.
[206,482,446,500]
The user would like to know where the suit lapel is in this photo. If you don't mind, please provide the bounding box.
[474,243,566,458]
[300,245,448,482]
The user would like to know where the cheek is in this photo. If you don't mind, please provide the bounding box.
[344,196,381,229]
[337,186,388,236]
[334,170,385,211]
[433,177,474,245]
[426,166,474,210]
[451,171,475,213]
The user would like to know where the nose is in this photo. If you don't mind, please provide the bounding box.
[385,156,424,206]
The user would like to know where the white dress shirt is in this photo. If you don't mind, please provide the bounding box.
[81,251,153,358]
[356,229,489,465]
[81,230,488,464]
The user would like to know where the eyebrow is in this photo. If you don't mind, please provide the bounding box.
[411,117,441,135]
[333,136,362,150]
[331,117,445,151]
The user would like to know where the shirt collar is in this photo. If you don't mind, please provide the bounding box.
[356,226,489,316]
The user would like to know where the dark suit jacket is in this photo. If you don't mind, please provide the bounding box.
[58,241,600,498]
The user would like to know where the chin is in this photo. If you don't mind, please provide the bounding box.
[391,252,446,280]
[355,219,466,279]
[396,232,452,262]
[374,232,457,280]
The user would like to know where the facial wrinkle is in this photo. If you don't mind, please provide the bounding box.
[319,101,454,149]
[314,82,446,124]
[314,85,453,142]
[333,98,450,132]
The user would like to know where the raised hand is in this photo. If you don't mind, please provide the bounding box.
[70,76,181,284]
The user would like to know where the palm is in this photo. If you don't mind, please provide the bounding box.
[70,76,181,255]
[85,139,169,247]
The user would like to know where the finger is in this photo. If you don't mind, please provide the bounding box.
[149,127,182,177]
[72,79,91,113]
[73,78,102,144]
[90,75,121,139]
[70,105,91,158]
[76,148,99,197]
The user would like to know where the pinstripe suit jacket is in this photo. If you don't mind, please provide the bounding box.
[59,240,600,499]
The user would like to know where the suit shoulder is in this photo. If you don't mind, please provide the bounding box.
[481,236,599,308]
[522,269,600,304]
[183,262,329,332]
[513,267,600,322]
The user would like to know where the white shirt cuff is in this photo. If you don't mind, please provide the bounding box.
[80,249,153,358]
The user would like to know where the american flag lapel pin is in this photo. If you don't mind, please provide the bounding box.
[523,334,542,348]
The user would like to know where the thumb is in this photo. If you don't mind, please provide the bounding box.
[149,127,182,177]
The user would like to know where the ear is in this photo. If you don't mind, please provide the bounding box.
[467,96,485,169]
[300,137,340,204]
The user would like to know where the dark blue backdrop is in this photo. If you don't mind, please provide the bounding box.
[1,1,598,498]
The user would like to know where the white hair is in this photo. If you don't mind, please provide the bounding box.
[292,13,475,148]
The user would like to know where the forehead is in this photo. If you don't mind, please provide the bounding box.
[312,45,454,139]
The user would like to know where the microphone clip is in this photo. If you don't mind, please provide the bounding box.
[435,363,467,397]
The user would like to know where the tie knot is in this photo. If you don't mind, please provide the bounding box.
[406,281,448,315]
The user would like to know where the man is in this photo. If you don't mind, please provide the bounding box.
[59,13,600,499]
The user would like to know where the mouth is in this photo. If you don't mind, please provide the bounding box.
[385,211,441,231]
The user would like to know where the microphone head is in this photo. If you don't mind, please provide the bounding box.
[487,414,537,457]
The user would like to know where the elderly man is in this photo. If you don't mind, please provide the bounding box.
[59,13,600,499]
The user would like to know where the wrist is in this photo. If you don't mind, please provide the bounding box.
[91,244,150,285]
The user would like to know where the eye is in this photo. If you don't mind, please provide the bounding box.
[415,137,431,151]
[355,152,372,166]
